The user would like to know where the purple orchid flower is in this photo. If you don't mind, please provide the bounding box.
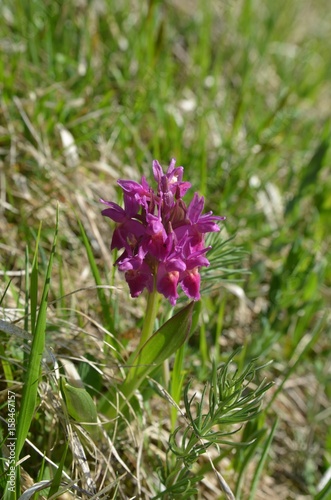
[101,159,225,304]
[116,247,153,297]
[100,199,145,252]
[153,159,191,200]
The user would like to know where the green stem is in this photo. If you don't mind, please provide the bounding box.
[124,289,159,387]
[138,288,160,349]
[99,289,160,419]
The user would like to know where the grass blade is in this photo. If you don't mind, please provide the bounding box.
[249,417,278,500]
[47,441,69,498]
[30,225,42,336]
[77,217,117,351]
[15,208,58,461]
[315,477,331,500]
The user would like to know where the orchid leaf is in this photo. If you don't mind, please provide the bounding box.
[60,378,99,438]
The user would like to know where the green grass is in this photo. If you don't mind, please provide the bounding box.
[0,0,330,498]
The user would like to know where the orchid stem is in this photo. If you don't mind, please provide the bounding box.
[117,289,159,405]
[138,288,159,349]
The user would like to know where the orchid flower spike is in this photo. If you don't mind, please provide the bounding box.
[101,159,225,305]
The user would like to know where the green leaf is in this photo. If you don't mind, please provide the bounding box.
[122,301,195,402]
[60,379,98,437]
[170,300,201,429]
[170,342,186,430]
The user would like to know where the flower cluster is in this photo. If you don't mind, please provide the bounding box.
[101,159,225,305]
